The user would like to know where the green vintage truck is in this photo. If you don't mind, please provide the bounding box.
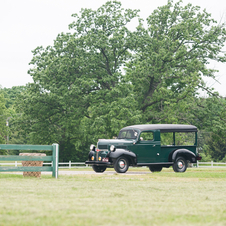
[85,124,201,173]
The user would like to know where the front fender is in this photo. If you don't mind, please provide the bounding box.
[88,150,95,160]
[172,149,196,163]
[109,149,136,163]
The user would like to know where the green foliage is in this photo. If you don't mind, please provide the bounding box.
[3,86,26,109]
[205,133,226,161]
[126,0,226,122]
[1,86,27,151]
[194,98,226,161]
[0,88,8,154]
[199,152,212,162]
[0,94,7,144]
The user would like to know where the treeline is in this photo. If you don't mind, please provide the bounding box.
[1,1,226,162]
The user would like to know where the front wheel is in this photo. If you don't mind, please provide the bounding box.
[149,166,162,172]
[92,165,107,173]
[173,157,187,173]
[114,157,129,173]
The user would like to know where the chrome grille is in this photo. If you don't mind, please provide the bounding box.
[98,145,108,149]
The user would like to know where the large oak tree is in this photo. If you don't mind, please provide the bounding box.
[126,0,226,122]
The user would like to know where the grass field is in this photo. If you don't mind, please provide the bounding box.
[0,168,226,226]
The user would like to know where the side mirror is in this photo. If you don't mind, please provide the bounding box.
[133,140,137,145]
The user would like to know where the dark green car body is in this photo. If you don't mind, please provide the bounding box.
[86,124,201,173]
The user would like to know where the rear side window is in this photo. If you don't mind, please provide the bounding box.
[140,132,154,141]
[161,132,196,145]
[175,132,195,145]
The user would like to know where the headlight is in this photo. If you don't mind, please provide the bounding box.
[90,144,96,151]
[110,145,116,152]
[91,156,94,161]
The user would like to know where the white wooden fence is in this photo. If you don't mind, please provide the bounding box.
[196,161,226,168]
[0,161,89,169]
[58,161,89,168]
[1,161,226,169]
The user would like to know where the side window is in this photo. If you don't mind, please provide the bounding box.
[161,133,173,145]
[140,132,154,141]
[161,132,196,145]
[175,132,195,145]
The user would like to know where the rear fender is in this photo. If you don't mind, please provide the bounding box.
[172,149,196,163]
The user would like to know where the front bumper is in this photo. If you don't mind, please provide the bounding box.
[85,161,112,166]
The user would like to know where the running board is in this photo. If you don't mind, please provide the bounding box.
[137,162,173,166]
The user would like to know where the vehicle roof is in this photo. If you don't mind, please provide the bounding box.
[121,124,197,132]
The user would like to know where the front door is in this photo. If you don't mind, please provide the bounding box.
[131,131,161,163]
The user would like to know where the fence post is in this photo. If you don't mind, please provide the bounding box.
[52,143,59,179]
[69,160,71,169]
[15,161,17,167]
[211,161,213,168]
[197,161,199,168]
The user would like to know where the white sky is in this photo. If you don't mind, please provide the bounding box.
[0,0,226,96]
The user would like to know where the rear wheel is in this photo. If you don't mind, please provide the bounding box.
[114,157,129,173]
[173,156,187,173]
[149,166,162,172]
[92,165,107,173]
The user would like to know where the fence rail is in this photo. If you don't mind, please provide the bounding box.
[1,161,226,169]
[58,161,89,168]
[0,161,89,169]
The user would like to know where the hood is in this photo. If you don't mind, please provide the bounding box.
[97,139,135,150]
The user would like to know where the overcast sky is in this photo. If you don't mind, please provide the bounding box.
[1,0,226,96]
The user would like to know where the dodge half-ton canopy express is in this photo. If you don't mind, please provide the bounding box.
[86,124,202,173]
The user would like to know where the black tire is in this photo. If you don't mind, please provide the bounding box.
[173,156,187,173]
[149,166,162,172]
[114,156,129,173]
[92,165,107,173]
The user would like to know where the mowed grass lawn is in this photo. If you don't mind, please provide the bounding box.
[0,168,226,226]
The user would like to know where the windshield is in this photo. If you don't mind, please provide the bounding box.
[118,130,138,139]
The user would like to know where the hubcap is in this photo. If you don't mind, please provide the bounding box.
[119,160,125,168]
[177,161,184,169]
